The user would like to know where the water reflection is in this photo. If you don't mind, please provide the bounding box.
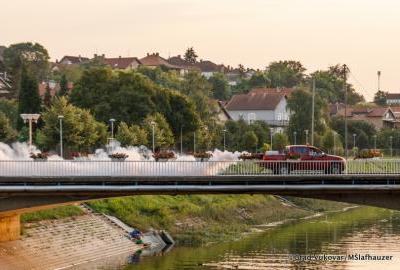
[122,207,400,270]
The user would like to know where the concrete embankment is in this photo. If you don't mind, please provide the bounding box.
[0,209,142,270]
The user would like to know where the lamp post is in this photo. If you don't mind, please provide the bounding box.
[58,115,64,158]
[193,131,196,153]
[293,131,297,145]
[390,136,393,157]
[109,118,115,140]
[223,129,227,151]
[20,114,40,148]
[353,133,357,149]
[180,126,183,155]
[304,129,309,145]
[270,128,274,150]
[151,121,156,153]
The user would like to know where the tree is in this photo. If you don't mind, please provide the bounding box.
[0,99,18,128]
[209,73,230,100]
[17,66,41,128]
[0,112,17,142]
[286,88,328,145]
[311,65,364,105]
[241,131,258,151]
[116,122,148,146]
[374,90,388,106]
[3,42,50,95]
[248,71,268,89]
[41,97,107,152]
[43,83,52,107]
[266,60,306,88]
[59,74,68,96]
[273,133,289,151]
[142,113,174,149]
[184,47,198,64]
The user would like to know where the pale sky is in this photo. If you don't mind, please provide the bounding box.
[2,0,400,101]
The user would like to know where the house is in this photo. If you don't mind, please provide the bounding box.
[335,106,396,130]
[103,56,141,70]
[225,88,292,132]
[38,80,74,98]
[216,100,231,123]
[0,72,12,98]
[140,53,185,74]
[58,55,90,65]
[386,93,400,105]
[194,60,225,79]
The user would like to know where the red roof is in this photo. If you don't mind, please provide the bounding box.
[387,93,400,100]
[103,57,141,69]
[249,87,294,96]
[225,92,287,111]
[140,53,183,69]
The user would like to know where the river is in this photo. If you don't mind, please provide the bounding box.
[120,207,400,270]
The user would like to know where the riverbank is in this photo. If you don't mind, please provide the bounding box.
[87,195,350,245]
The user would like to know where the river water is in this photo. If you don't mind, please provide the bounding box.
[121,207,400,270]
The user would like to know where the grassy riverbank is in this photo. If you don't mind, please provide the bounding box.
[87,195,348,245]
[20,196,349,245]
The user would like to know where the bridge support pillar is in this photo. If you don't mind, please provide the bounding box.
[0,214,20,242]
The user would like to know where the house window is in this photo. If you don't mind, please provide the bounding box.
[277,113,282,121]
[248,113,256,123]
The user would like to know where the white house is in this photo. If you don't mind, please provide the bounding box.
[225,88,293,132]
[386,93,400,105]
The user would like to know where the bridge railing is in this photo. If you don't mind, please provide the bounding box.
[0,159,399,177]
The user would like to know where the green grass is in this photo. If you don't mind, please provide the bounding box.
[88,195,347,245]
[21,205,84,223]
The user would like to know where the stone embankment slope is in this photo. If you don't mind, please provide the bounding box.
[0,211,141,270]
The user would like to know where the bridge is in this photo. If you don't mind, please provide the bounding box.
[1,159,400,241]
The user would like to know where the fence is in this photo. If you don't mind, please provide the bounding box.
[0,159,399,177]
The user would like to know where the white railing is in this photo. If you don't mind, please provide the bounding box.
[0,159,399,177]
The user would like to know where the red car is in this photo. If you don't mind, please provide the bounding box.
[262,145,346,175]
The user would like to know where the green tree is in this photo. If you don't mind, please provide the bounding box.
[116,122,148,146]
[273,133,289,151]
[266,60,306,88]
[41,97,107,152]
[143,113,174,149]
[209,73,230,100]
[373,90,388,106]
[59,74,68,96]
[43,83,52,107]
[322,130,335,152]
[241,131,258,151]
[0,99,18,128]
[287,88,328,145]
[184,47,198,64]
[0,112,17,142]
[311,65,364,104]
[3,42,50,96]
[17,66,41,128]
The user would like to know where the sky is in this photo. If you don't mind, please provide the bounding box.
[1,0,400,101]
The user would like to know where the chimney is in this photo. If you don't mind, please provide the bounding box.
[4,72,7,80]
[119,56,121,59]
[147,53,149,56]
[94,54,98,58]
[156,52,159,56]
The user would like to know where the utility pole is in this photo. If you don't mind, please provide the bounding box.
[343,64,348,159]
[311,77,315,146]
[377,71,381,91]
[180,126,183,155]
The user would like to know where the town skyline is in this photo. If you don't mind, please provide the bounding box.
[2,0,400,100]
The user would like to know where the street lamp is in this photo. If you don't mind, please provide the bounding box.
[193,131,196,153]
[390,136,393,157]
[223,129,227,151]
[58,115,64,158]
[293,131,297,145]
[353,133,357,149]
[20,114,40,147]
[180,126,183,155]
[151,121,156,153]
[109,118,116,140]
[269,128,274,150]
[304,129,309,145]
